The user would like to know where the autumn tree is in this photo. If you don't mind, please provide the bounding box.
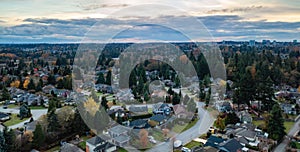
[139,129,149,148]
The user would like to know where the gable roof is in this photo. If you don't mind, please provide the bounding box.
[109,125,130,135]
[219,138,243,152]
[0,112,9,119]
[128,106,148,113]
[129,119,148,128]
[236,129,256,139]
[86,136,105,146]
[114,135,130,143]
[149,114,166,122]
[60,143,84,152]
[204,136,225,148]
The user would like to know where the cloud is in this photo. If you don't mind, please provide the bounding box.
[206,5,264,14]
[1,15,299,43]
[78,3,129,11]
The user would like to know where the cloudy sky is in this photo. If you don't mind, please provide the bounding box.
[0,0,299,43]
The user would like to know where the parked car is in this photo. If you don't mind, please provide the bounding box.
[181,147,191,152]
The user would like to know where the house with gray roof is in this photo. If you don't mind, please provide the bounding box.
[109,125,130,138]
[218,138,243,152]
[86,136,116,152]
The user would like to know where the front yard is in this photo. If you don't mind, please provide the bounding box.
[3,114,29,126]
[173,118,199,133]
[184,140,202,149]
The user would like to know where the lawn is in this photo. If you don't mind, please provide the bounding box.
[7,104,19,109]
[3,114,29,126]
[284,121,295,133]
[252,120,265,128]
[151,130,164,141]
[30,106,47,109]
[173,119,199,133]
[78,141,86,150]
[184,141,202,149]
[252,120,295,133]
[118,148,128,152]
[290,141,300,149]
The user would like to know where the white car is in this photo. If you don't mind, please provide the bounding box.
[181,147,191,152]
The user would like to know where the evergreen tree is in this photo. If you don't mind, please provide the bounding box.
[47,74,56,85]
[3,127,16,152]
[267,104,286,141]
[27,79,35,91]
[1,87,10,101]
[143,92,150,102]
[57,79,64,89]
[0,131,6,152]
[101,96,108,110]
[35,79,43,92]
[105,70,112,85]
[71,109,89,134]
[32,123,45,148]
[47,109,61,132]
[96,73,105,84]
[19,103,31,119]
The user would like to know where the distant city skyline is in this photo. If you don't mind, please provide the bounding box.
[0,0,299,43]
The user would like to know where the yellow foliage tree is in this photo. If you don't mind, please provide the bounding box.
[84,97,99,116]
[10,80,20,88]
[23,79,30,89]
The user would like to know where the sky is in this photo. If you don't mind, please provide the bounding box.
[0,0,299,43]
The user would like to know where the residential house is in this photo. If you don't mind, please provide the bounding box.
[128,105,148,116]
[218,138,243,152]
[237,111,253,124]
[42,85,55,94]
[60,143,84,152]
[86,136,116,152]
[0,112,10,121]
[173,104,193,119]
[129,119,149,129]
[215,100,232,113]
[280,103,297,115]
[204,135,225,149]
[149,114,167,125]
[108,125,131,147]
[152,102,172,116]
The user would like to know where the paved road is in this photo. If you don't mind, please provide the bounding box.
[273,118,300,152]
[0,106,48,129]
[147,102,215,152]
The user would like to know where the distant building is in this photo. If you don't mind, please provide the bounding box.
[293,40,298,45]
[249,40,255,46]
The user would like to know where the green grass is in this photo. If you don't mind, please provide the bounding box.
[252,120,295,133]
[45,145,60,152]
[290,141,300,149]
[173,119,199,133]
[252,120,265,127]
[7,104,19,109]
[3,114,29,126]
[151,130,164,141]
[184,141,202,149]
[284,121,295,133]
[30,106,47,109]
[118,147,128,152]
[183,119,198,132]
[78,141,86,150]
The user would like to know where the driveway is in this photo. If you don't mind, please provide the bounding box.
[146,102,215,152]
